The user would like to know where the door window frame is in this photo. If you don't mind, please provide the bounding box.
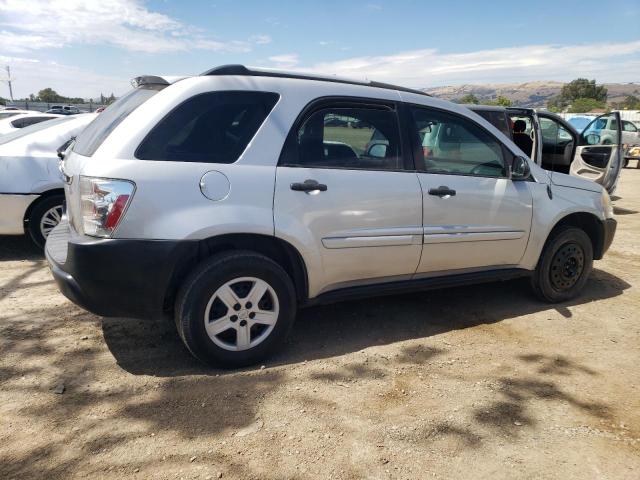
[403,103,513,179]
[278,96,415,172]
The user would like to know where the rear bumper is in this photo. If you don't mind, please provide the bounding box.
[45,220,196,319]
[0,193,38,235]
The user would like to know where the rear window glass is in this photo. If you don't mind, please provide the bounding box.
[135,91,279,163]
[73,85,164,157]
[0,116,75,145]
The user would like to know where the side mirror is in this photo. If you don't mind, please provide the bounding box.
[585,133,601,145]
[366,143,387,158]
[511,155,531,181]
[56,137,75,160]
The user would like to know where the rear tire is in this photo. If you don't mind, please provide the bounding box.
[27,194,64,249]
[175,251,296,368]
[531,227,593,302]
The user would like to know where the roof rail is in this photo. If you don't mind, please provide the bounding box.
[201,64,430,97]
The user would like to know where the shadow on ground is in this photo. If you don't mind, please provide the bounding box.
[0,235,633,478]
[101,267,630,377]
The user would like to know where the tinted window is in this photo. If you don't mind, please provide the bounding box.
[473,110,511,137]
[73,85,164,157]
[540,117,573,143]
[0,116,74,145]
[411,107,506,177]
[289,106,402,170]
[136,91,279,163]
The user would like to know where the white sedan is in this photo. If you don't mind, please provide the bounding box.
[0,112,63,135]
[0,113,97,247]
[0,109,37,121]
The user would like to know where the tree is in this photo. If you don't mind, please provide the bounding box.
[0,96,6,106]
[612,95,640,110]
[37,87,63,103]
[548,78,607,111]
[486,95,512,107]
[457,93,479,104]
[567,97,607,113]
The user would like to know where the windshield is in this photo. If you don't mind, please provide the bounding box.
[0,116,75,145]
[73,85,165,156]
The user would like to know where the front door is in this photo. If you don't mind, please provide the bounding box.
[274,100,423,296]
[408,105,533,274]
[569,112,622,193]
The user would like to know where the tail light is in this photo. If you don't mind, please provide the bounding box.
[79,176,135,238]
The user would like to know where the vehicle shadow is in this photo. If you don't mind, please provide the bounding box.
[0,235,42,261]
[103,267,631,377]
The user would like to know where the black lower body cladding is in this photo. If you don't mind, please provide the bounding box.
[45,221,196,319]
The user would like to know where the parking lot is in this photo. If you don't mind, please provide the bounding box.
[0,169,638,479]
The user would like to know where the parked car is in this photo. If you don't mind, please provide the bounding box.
[46,66,616,367]
[0,106,21,111]
[46,105,83,115]
[0,114,97,247]
[0,113,63,135]
[0,109,37,120]
[469,105,623,193]
[567,116,593,132]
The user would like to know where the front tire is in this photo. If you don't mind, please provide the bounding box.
[175,251,296,367]
[531,227,593,302]
[27,194,64,249]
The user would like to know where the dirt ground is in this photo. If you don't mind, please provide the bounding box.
[1,170,639,480]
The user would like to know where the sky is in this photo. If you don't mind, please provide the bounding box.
[0,0,639,99]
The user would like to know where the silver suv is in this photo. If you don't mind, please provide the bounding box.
[46,65,617,367]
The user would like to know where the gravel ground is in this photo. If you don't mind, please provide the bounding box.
[1,170,639,480]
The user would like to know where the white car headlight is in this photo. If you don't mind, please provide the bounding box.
[79,176,135,238]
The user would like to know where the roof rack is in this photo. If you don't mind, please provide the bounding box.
[201,64,430,97]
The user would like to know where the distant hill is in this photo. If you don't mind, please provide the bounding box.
[423,81,640,107]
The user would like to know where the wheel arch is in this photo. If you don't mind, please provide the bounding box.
[163,233,309,313]
[545,212,606,260]
[22,188,65,230]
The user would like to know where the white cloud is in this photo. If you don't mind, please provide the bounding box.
[268,54,299,68]
[278,41,640,87]
[0,55,129,99]
[0,0,271,54]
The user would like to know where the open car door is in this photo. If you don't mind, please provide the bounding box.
[569,111,622,193]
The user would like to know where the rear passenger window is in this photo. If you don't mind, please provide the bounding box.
[136,91,279,163]
[287,106,402,170]
[411,107,506,177]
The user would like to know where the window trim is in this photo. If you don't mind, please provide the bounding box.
[278,96,414,172]
[133,90,280,163]
[404,102,512,180]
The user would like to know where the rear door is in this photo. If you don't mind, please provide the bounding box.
[569,112,622,193]
[274,99,423,296]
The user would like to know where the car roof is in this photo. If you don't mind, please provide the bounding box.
[467,105,507,112]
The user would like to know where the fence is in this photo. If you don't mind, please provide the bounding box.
[4,100,107,113]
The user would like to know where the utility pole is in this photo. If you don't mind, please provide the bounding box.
[3,66,14,101]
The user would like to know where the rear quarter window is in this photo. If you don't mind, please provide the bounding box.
[135,91,279,163]
[73,85,164,157]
